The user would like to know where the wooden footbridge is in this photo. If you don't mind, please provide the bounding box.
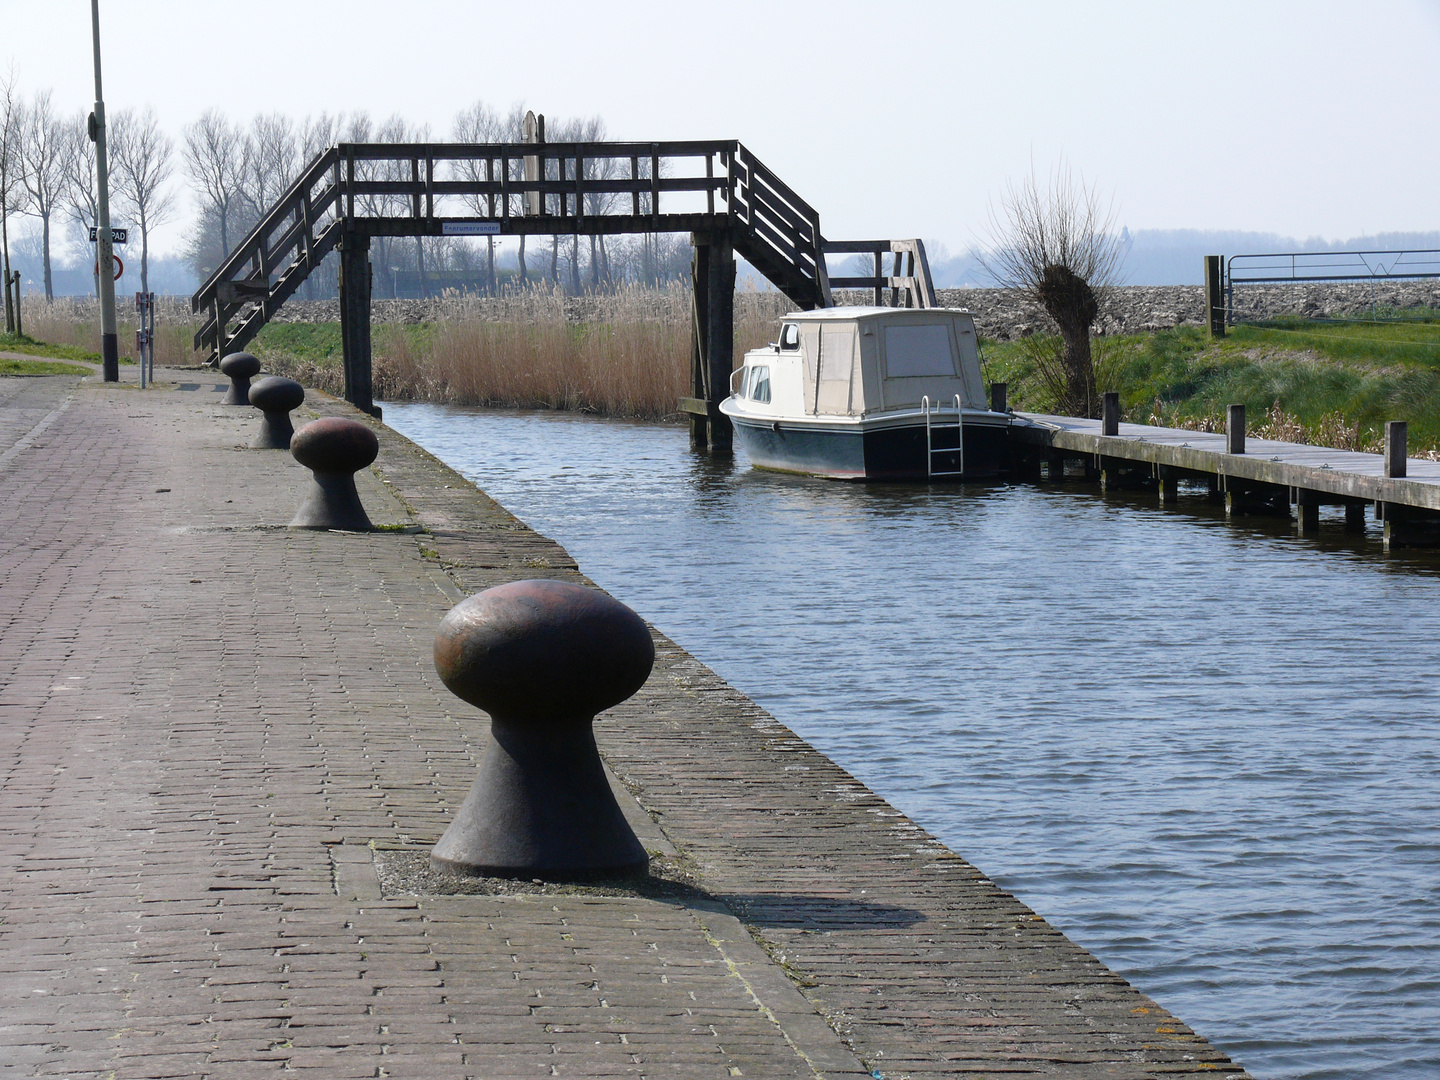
[190,126,936,450]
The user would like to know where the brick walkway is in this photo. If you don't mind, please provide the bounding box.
[0,370,1251,1079]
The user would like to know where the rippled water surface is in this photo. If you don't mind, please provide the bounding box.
[385,401,1440,1080]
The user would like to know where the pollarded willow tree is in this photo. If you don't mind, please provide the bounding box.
[983,163,1122,417]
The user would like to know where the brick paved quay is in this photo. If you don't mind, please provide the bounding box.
[0,365,1252,1079]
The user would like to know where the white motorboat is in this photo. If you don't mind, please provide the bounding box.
[720,306,1014,480]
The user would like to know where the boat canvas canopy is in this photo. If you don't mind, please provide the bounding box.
[876,314,985,411]
[816,326,857,414]
[884,324,955,377]
[787,307,986,417]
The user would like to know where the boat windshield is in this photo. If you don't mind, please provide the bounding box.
[778,323,800,351]
[751,366,771,402]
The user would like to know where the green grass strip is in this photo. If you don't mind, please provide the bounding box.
[0,357,94,376]
[0,333,102,363]
[983,324,1440,451]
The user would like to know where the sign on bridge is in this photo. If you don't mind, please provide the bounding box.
[441,222,501,236]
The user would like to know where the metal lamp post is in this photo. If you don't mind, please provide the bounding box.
[91,0,119,382]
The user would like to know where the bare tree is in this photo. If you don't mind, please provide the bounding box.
[18,89,64,301]
[571,115,612,291]
[57,111,97,293]
[296,112,347,299]
[110,105,176,297]
[247,111,298,216]
[183,108,248,258]
[59,112,96,227]
[300,112,341,162]
[982,163,1122,417]
[0,71,25,330]
[503,103,531,285]
[451,99,503,292]
[375,114,431,296]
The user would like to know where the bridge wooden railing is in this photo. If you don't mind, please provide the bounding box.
[191,139,838,364]
[824,239,937,309]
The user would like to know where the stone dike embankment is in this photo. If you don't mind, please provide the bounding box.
[41,278,1440,342]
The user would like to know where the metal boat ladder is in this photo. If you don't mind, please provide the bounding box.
[922,395,965,478]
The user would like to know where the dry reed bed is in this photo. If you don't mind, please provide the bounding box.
[372,285,781,418]
[24,284,787,420]
[22,310,198,368]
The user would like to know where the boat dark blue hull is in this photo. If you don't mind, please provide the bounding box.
[731,417,1010,480]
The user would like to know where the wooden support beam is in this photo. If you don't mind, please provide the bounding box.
[1102,392,1119,436]
[706,235,736,455]
[1225,478,1288,518]
[1099,455,1124,492]
[1382,503,1440,550]
[1345,501,1368,530]
[338,232,378,417]
[1294,487,1321,534]
[1156,464,1179,504]
[1385,421,1407,478]
[990,382,1007,414]
[1204,255,1225,337]
[1226,404,1246,454]
[689,238,710,451]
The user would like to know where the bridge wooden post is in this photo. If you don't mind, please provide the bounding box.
[338,231,378,417]
[1204,256,1225,338]
[706,234,735,454]
[689,240,711,451]
[686,230,736,454]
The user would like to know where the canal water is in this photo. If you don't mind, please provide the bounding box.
[385,401,1440,1080]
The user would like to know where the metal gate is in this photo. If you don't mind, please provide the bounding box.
[1224,248,1440,324]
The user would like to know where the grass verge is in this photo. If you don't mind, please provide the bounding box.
[0,332,101,363]
[984,320,1440,453]
[0,356,94,376]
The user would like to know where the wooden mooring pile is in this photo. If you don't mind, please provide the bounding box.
[1010,391,1440,550]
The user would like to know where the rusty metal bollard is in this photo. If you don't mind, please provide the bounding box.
[288,417,378,530]
[430,579,654,879]
[248,376,305,449]
[219,351,262,405]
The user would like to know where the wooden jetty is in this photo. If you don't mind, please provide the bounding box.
[1011,399,1440,548]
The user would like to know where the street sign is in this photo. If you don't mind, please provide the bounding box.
[441,222,501,236]
[89,226,128,244]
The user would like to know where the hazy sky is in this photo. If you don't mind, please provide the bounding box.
[5,0,1439,259]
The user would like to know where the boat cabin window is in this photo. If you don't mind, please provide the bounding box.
[748,365,771,403]
[778,323,800,351]
[884,324,956,378]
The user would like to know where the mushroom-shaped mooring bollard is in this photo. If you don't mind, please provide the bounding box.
[430,579,655,879]
[288,417,379,530]
[218,351,262,405]
[248,376,305,449]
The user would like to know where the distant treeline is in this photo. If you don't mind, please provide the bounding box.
[0,85,699,302]
[928,229,1440,288]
